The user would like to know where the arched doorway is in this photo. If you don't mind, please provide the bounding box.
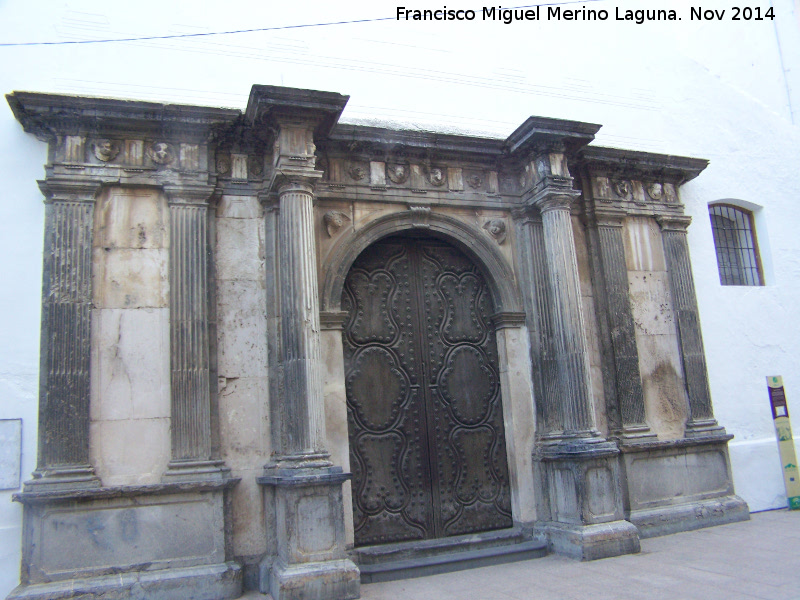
[341,234,513,547]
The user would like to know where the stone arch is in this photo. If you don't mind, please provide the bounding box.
[321,210,523,314]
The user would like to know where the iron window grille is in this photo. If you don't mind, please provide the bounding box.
[708,204,764,286]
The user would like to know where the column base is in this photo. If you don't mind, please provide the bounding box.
[269,559,360,600]
[684,418,726,438]
[24,465,100,492]
[630,495,750,539]
[162,459,231,483]
[536,520,640,561]
[7,562,242,600]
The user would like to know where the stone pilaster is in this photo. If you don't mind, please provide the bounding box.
[512,210,561,437]
[164,189,227,481]
[657,215,722,436]
[274,178,331,466]
[250,86,358,599]
[587,210,653,441]
[26,179,102,491]
[524,149,638,561]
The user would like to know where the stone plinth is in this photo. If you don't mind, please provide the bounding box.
[257,468,359,600]
[8,480,241,600]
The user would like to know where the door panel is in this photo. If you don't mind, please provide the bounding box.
[342,236,512,547]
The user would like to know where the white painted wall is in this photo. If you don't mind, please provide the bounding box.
[1,0,799,595]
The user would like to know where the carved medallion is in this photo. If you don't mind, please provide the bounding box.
[149,142,175,166]
[386,163,409,184]
[216,155,231,175]
[612,179,631,199]
[347,163,367,182]
[92,139,120,162]
[646,182,663,201]
[467,174,483,190]
[323,211,350,237]
[482,219,507,245]
[427,167,446,187]
[248,156,264,178]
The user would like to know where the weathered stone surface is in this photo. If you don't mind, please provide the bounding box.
[636,334,688,440]
[495,323,538,524]
[91,308,170,422]
[218,376,269,469]
[93,248,169,309]
[90,417,170,485]
[216,280,267,379]
[216,217,265,282]
[217,196,263,220]
[623,216,667,272]
[94,188,168,250]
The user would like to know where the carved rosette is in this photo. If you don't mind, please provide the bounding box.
[467,174,483,190]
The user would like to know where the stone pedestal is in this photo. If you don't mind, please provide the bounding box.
[257,469,359,600]
[8,480,242,600]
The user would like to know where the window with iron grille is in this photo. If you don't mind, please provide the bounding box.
[708,204,763,286]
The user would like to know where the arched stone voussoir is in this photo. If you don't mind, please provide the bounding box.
[321,209,523,314]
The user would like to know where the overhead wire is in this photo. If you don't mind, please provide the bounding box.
[0,0,608,47]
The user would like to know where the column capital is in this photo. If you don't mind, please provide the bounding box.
[38,177,102,204]
[588,207,627,228]
[532,188,581,213]
[162,183,216,206]
[656,214,692,232]
[274,175,318,197]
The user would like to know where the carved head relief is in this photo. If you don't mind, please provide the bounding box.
[323,210,351,237]
[428,167,446,187]
[483,219,507,245]
[347,164,367,182]
[150,142,175,166]
[386,163,409,184]
[612,179,631,199]
[646,182,664,200]
[92,139,120,162]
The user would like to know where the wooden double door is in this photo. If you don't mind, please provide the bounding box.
[342,235,512,547]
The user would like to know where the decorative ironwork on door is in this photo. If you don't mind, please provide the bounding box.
[342,236,513,547]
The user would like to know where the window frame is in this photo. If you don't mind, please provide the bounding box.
[708,203,765,287]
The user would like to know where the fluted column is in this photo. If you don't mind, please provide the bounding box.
[27,180,102,490]
[589,211,653,440]
[657,215,721,436]
[513,209,561,435]
[537,195,596,435]
[164,192,226,480]
[274,178,330,466]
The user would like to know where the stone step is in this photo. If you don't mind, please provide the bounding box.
[353,529,548,584]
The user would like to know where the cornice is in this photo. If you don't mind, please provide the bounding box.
[577,146,709,185]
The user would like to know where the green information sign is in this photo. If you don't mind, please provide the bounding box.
[767,376,800,510]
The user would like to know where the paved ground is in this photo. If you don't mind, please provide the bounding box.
[244,509,800,600]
